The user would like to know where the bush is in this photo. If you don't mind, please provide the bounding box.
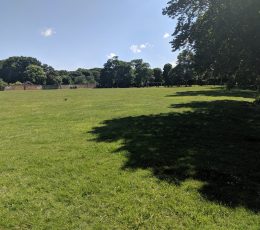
[10,81,23,86]
[0,79,7,91]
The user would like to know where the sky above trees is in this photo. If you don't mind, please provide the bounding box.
[0,0,178,70]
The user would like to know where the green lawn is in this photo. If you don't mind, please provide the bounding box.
[0,86,259,229]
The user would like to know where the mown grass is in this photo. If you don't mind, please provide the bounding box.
[0,86,259,229]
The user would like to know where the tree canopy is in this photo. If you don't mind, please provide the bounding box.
[163,0,260,88]
[99,57,155,88]
[24,65,47,85]
[0,57,41,83]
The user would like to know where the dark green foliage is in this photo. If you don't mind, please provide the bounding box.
[0,78,7,91]
[73,75,87,84]
[77,69,95,83]
[163,0,260,88]
[0,56,102,86]
[70,69,95,84]
[153,68,163,84]
[168,65,183,86]
[42,65,62,85]
[163,63,172,86]
[89,68,102,84]
[58,70,72,85]
[0,56,41,83]
[164,50,196,87]
[24,65,47,85]
[61,76,72,85]
[99,57,119,88]
[0,55,197,88]
[131,59,152,87]
[177,50,195,86]
[99,58,152,88]
[114,62,134,88]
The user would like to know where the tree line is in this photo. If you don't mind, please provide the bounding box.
[0,56,101,87]
[0,54,203,88]
[99,53,200,88]
[0,46,258,89]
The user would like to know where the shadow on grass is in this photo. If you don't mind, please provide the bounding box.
[90,100,260,212]
[166,88,257,99]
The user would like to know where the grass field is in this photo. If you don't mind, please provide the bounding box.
[0,86,259,229]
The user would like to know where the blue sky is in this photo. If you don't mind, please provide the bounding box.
[0,0,178,70]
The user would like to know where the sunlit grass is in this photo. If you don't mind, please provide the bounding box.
[0,86,259,229]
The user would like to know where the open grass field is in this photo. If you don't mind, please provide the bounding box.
[0,86,260,229]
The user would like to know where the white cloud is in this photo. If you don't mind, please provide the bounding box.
[107,53,117,59]
[130,43,152,54]
[130,45,142,54]
[41,28,55,37]
[163,33,170,39]
[140,44,147,49]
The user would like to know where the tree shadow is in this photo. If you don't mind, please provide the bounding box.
[89,100,260,212]
[166,89,257,99]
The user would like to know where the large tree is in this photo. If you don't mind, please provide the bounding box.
[42,64,62,85]
[163,63,172,86]
[163,0,260,88]
[168,65,183,86]
[176,50,195,86]
[99,57,119,88]
[24,65,47,85]
[99,57,134,88]
[89,68,102,85]
[0,56,41,83]
[131,59,152,87]
[153,68,163,84]
[114,62,134,88]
